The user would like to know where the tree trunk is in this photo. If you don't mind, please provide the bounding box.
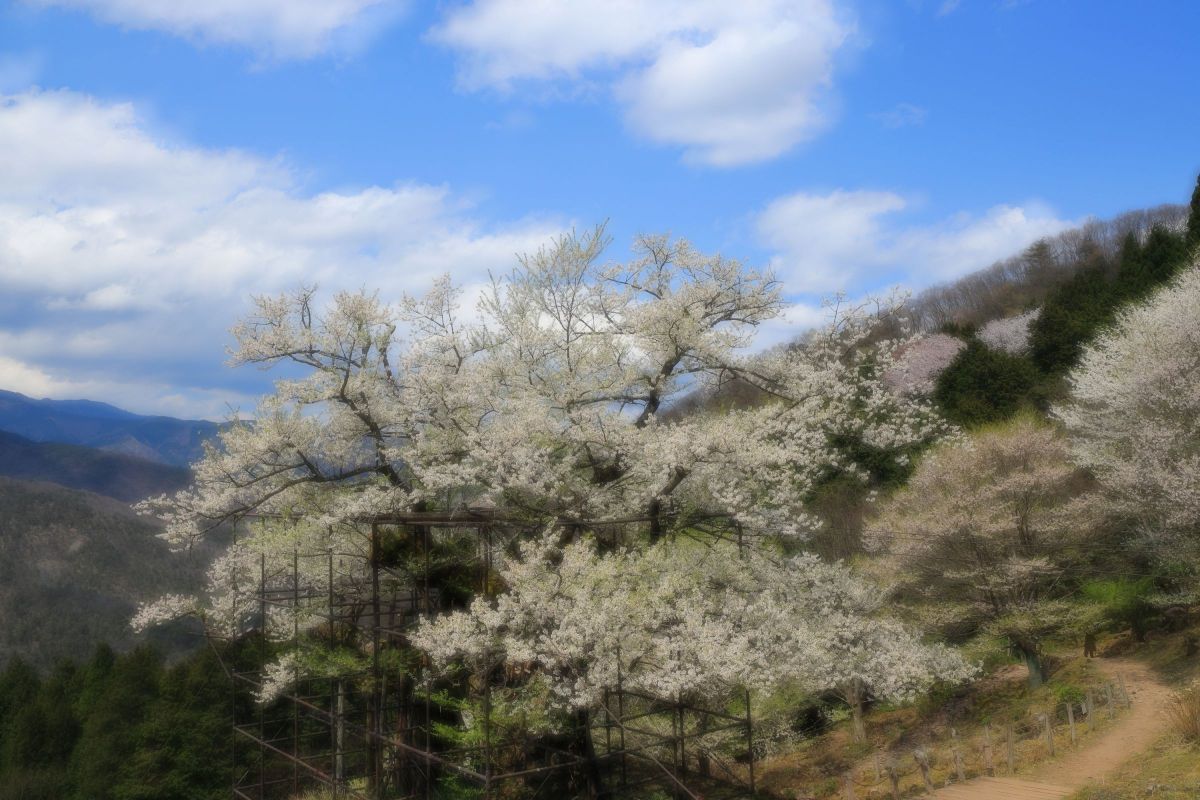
[845,679,867,743]
[648,498,664,543]
[575,708,607,799]
[1017,644,1045,688]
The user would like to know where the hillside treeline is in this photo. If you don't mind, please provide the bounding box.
[0,645,234,800]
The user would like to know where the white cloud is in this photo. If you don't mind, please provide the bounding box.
[430,0,852,166]
[757,189,1074,294]
[27,0,407,58]
[0,90,564,418]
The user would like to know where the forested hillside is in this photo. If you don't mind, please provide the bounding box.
[0,645,232,800]
[0,478,212,668]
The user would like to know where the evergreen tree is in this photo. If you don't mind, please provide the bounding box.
[69,647,164,800]
[1029,262,1117,373]
[1121,226,1188,299]
[934,339,1041,427]
[114,650,229,800]
[0,658,40,767]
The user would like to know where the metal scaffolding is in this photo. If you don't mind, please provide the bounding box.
[215,511,758,800]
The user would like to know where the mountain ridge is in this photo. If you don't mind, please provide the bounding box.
[0,389,219,467]
[0,429,192,503]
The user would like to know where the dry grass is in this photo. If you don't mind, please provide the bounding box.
[1165,683,1200,742]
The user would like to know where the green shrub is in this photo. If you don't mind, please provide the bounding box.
[933,340,1041,427]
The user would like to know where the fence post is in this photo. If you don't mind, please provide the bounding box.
[1105,683,1116,719]
[1085,689,1095,719]
[914,749,934,794]
[951,729,965,782]
[1118,674,1132,707]
[887,763,901,800]
[844,770,857,800]
[1006,724,1015,773]
[874,752,882,783]
[1067,703,1077,746]
[1040,713,1054,757]
[983,723,995,776]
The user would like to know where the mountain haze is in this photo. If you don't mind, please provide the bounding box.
[0,430,192,503]
[0,389,219,467]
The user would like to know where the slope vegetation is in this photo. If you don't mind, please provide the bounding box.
[0,477,213,667]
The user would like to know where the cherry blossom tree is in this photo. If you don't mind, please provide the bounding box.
[883,333,966,396]
[135,227,956,784]
[978,308,1041,355]
[865,415,1097,687]
[1056,259,1200,568]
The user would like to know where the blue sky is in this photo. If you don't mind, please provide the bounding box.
[0,0,1197,419]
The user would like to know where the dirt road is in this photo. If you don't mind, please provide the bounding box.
[928,657,1172,800]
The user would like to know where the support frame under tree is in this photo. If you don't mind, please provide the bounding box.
[206,510,759,800]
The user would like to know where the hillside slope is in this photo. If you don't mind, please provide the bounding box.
[0,430,192,502]
[0,477,213,667]
[0,389,219,467]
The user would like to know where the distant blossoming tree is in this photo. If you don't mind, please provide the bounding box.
[865,415,1097,687]
[883,333,966,395]
[1056,258,1200,566]
[978,308,1041,355]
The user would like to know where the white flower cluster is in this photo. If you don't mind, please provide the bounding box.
[882,333,966,396]
[412,533,974,712]
[978,308,1040,355]
[1057,259,1200,542]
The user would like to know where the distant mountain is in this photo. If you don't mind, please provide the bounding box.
[0,477,217,667]
[0,430,192,502]
[0,389,219,467]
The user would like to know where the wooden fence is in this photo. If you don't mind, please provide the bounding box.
[840,677,1132,799]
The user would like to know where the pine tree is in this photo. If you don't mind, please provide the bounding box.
[114,649,230,800]
[69,648,164,800]
[934,339,1041,426]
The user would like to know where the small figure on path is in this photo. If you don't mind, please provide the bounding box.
[1083,632,1097,659]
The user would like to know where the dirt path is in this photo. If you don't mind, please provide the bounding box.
[927,657,1173,800]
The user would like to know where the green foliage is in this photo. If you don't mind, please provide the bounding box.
[1118,227,1190,300]
[1030,222,1190,374]
[1029,262,1118,373]
[1050,683,1085,706]
[0,644,233,800]
[1082,578,1159,642]
[933,339,1041,427]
